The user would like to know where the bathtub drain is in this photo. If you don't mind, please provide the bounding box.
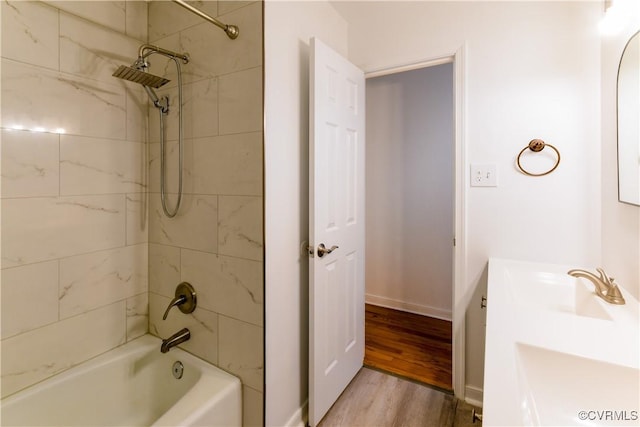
[172,361,184,379]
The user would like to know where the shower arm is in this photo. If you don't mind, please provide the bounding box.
[138,44,189,64]
[171,0,239,40]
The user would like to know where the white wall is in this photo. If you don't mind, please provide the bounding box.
[330,0,603,399]
[365,64,454,320]
[264,2,348,425]
[266,0,605,419]
[601,0,640,301]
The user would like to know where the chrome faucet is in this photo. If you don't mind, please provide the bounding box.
[161,328,191,353]
[567,268,626,305]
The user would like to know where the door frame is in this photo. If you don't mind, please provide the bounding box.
[364,44,467,400]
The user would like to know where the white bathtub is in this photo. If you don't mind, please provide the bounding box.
[1,335,241,426]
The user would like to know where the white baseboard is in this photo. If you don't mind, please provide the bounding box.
[285,400,308,427]
[365,294,452,321]
[464,385,483,408]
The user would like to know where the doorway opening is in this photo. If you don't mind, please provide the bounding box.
[363,61,455,392]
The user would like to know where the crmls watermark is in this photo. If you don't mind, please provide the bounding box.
[577,410,639,422]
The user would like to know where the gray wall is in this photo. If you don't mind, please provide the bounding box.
[365,64,454,320]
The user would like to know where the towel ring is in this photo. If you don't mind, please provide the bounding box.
[517,139,561,177]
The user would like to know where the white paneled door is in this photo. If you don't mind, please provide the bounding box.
[308,37,365,427]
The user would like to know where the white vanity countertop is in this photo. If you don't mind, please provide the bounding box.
[483,258,640,426]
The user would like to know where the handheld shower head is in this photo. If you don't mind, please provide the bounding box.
[143,85,160,105]
[144,86,169,113]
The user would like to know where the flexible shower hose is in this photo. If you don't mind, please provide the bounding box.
[158,57,184,218]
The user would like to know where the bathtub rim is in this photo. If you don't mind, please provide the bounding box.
[1,334,242,426]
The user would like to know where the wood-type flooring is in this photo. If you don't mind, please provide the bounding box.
[318,368,481,427]
[364,304,452,391]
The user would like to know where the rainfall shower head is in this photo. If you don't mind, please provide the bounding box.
[112,65,170,89]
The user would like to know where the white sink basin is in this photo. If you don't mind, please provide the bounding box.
[515,343,640,426]
[505,268,612,321]
[484,259,640,426]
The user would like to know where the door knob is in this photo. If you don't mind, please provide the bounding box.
[317,243,339,258]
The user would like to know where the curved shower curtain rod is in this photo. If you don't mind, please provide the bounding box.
[172,0,239,39]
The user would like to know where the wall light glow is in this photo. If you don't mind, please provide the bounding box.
[6,124,67,134]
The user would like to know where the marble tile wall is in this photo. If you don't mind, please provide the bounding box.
[2,1,264,422]
[146,1,264,425]
[1,0,149,398]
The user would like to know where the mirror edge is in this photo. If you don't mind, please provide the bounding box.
[616,29,640,207]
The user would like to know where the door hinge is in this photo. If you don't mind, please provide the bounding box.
[453,237,456,247]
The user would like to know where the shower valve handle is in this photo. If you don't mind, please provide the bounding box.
[162,282,197,320]
[162,295,187,320]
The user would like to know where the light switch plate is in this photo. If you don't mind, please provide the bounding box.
[471,164,498,187]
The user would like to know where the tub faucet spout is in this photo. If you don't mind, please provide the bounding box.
[567,268,626,305]
[161,328,190,353]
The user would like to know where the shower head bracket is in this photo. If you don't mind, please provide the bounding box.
[155,95,170,115]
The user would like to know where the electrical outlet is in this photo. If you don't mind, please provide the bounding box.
[471,164,498,187]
